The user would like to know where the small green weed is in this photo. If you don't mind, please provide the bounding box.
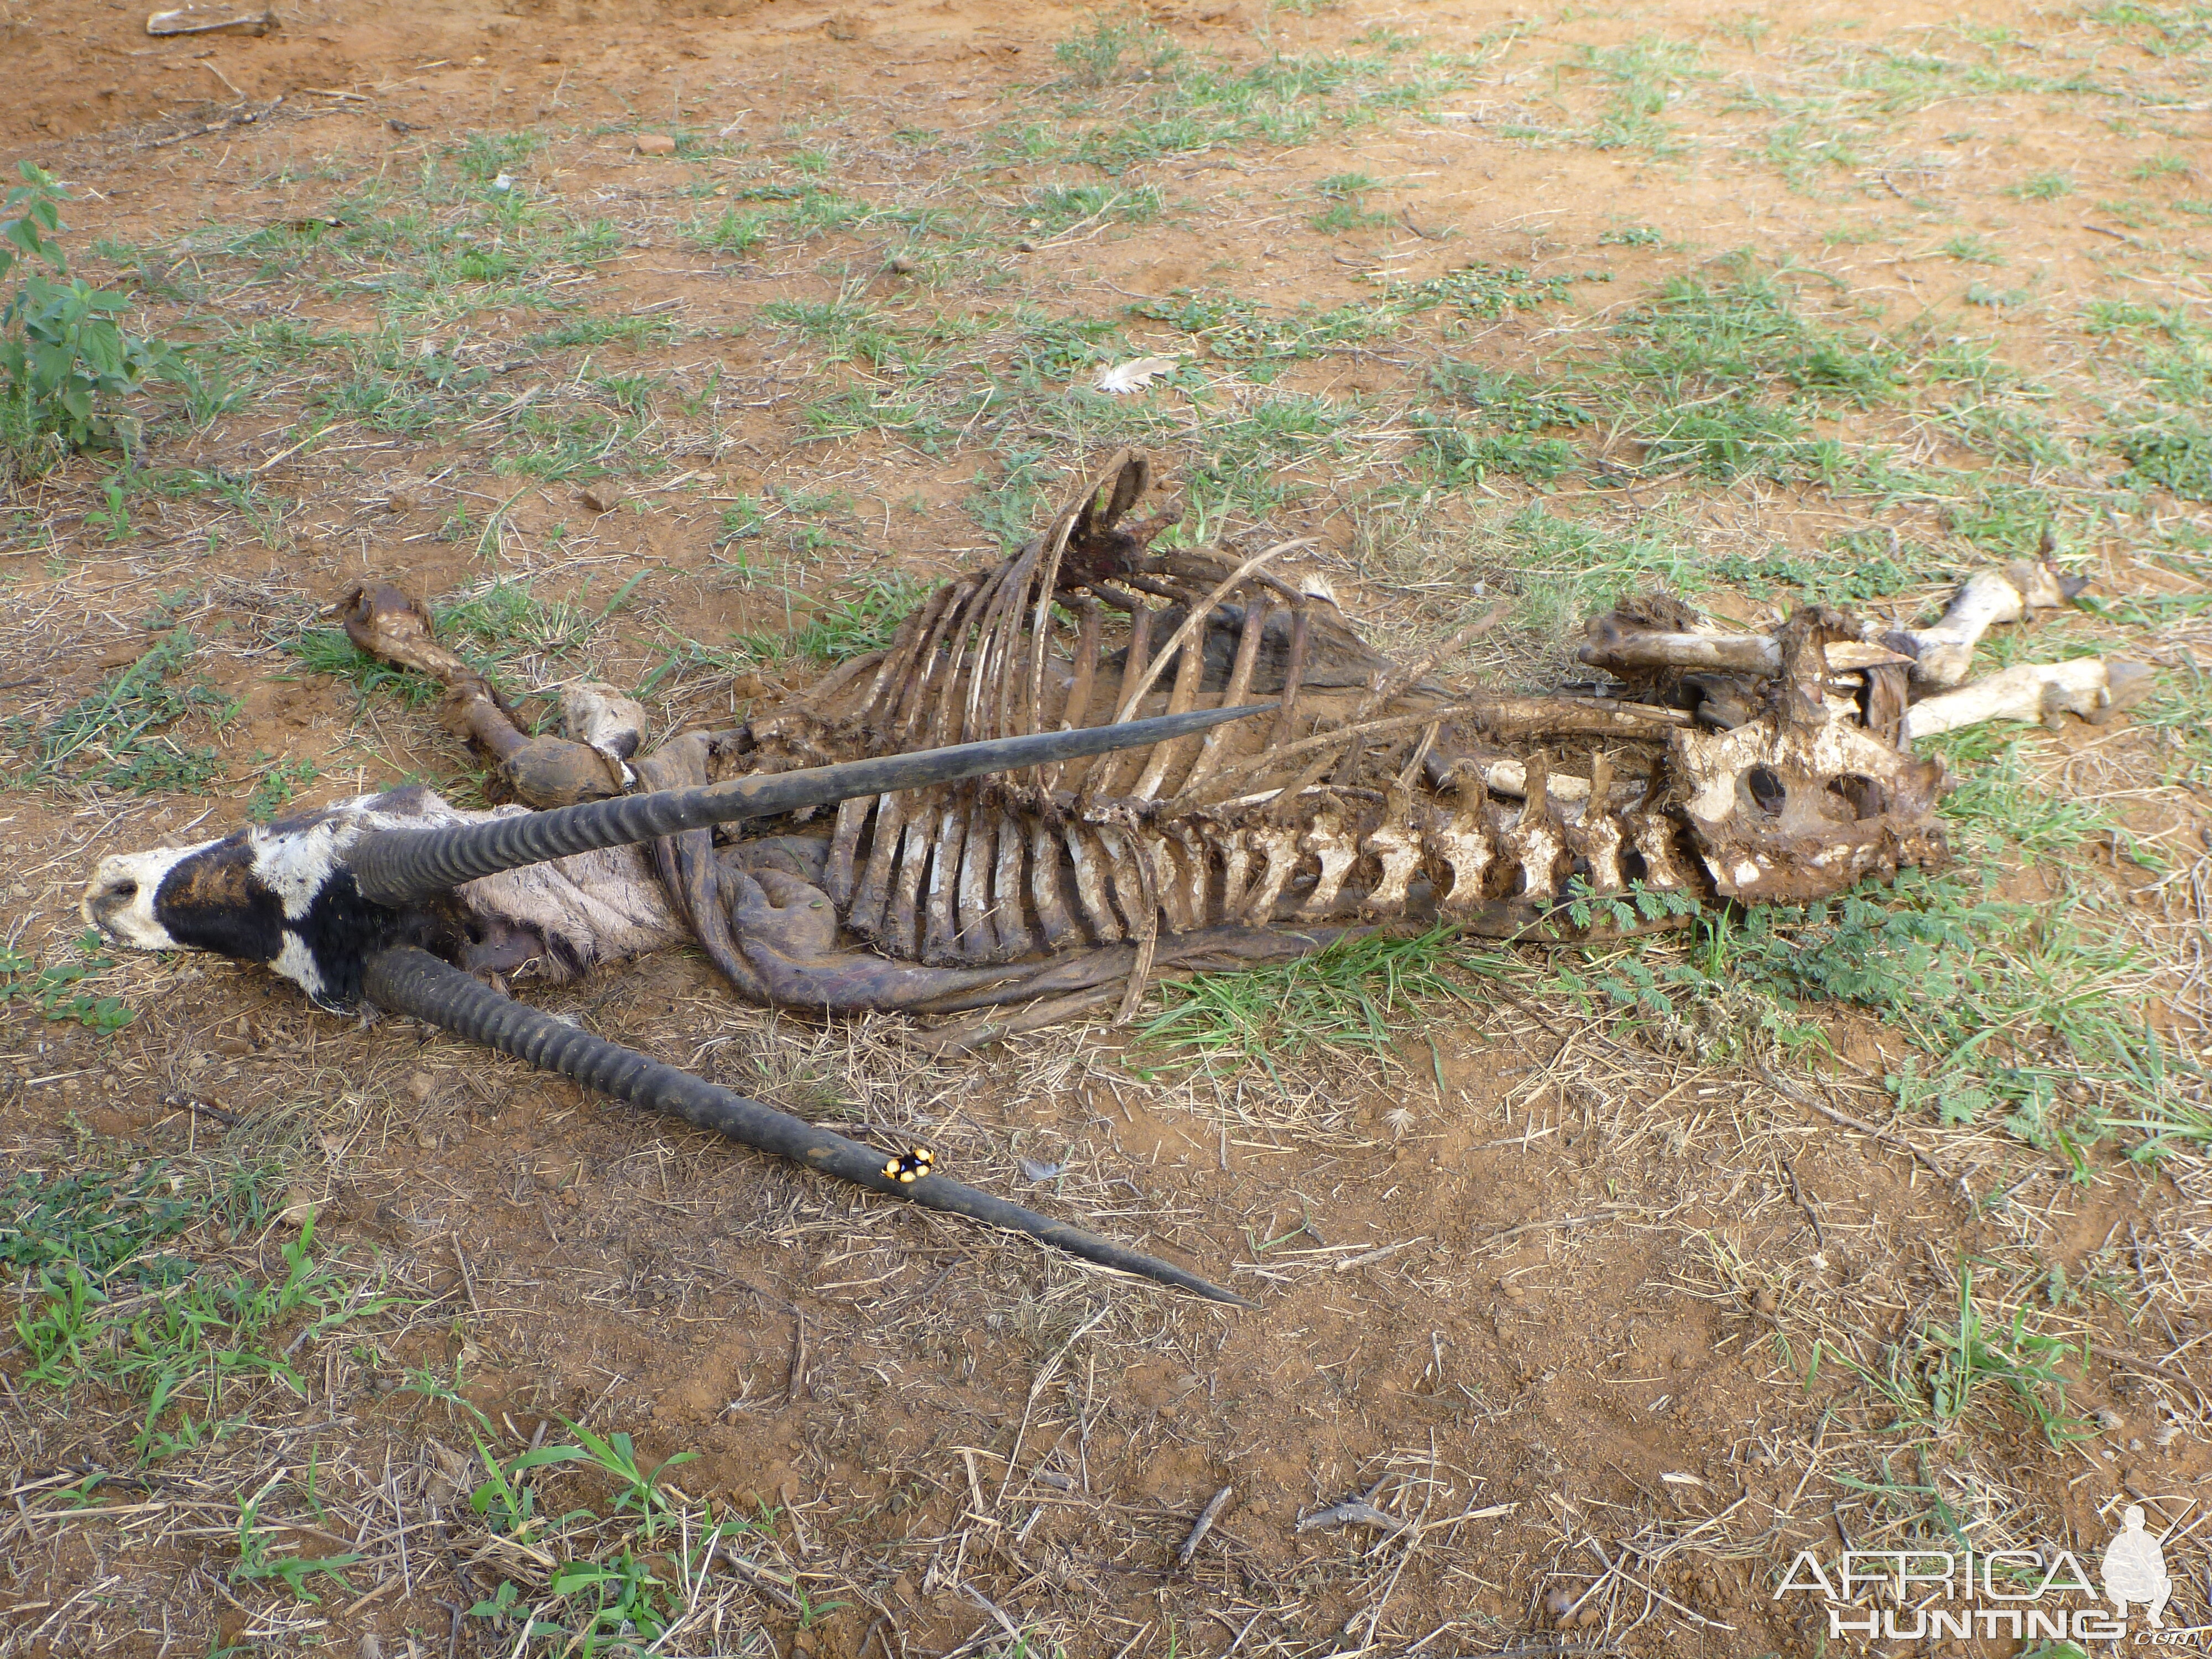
[0,932,135,1031]
[1309,174,1392,234]
[688,206,771,258]
[1131,289,1394,370]
[247,758,320,822]
[1710,528,1937,606]
[405,1375,778,1656]
[1021,182,1163,232]
[283,629,442,709]
[1608,261,1901,403]
[231,1480,360,1603]
[1390,262,1575,321]
[19,630,232,793]
[1427,362,1588,430]
[1941,233,2005,265]
[1573,36,1702,154]
[740,572,928,664]
[1710,866,2192,1156]
[1908,1267,2089,1445]
[1420,423,1582,484]
[2116,420,2212,500]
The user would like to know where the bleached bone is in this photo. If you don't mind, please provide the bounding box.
[1900,659,2156,742]
[1581,626,1782,676]
[1876,561,2088,688]
[1670,612,1948,905]
[1580,563,2084,692]
[1580,630,1909,676]
[1467,757,1646,809]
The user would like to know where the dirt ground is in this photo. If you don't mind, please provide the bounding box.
[3,0,2211,1655]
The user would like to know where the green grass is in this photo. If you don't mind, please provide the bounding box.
[15,630,233,793]
[1712,864,2193,1158]
[247,757,321,822]
[1141,926,1481,1070]
[735,571,928,664]
[1049,22,1467,172]
[1131,288,1397,371]
[400,1370,802,1655]
[1309,173,1393,234]
[1420,423,1583,486]
[1604,260,1902,404]
[2116,419,2212,499]
[448,130,545,182]
[1020,182,1163,232]
[2005,171,2074,200]
[1709,527,1943,607]
[283,628,443,709]
[1389,262,1576,321]
[7,1162,403,1460]
[1177,389,1356,521]
[1853,1266,2091,1446]
[1572,36,1703,154]
[687,206,771,258]
[1940,232,2005,265]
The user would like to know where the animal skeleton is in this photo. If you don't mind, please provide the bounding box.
[81,450,2132,1300]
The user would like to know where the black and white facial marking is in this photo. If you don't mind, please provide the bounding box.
[81,789,449,1011]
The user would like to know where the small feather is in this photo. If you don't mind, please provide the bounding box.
[1094,356,1178,394]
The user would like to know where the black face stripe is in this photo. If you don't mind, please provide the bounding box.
[145,815,407,1011]
[154,837,286,966]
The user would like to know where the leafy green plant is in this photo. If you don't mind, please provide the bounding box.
[1710,528,1935,606]
[2005,171,2073,200]
[690,206,770,257]
[1427,362,1588,430]
[740,572,928,664]
[82,475,134,541]
[2116,420,2211,500]
[0,933,135,1031]
[1420,422,1582,485]
[247,757,320,822]
[8,1164,402,1459]
[1310,173,1392,234]
[0,163,174,462]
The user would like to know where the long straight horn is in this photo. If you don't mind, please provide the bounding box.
[349,703,1269,904]
[362,946,1251,1305]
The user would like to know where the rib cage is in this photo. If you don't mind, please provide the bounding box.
[311,447,1950,1045]
[733,453,1695,967]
